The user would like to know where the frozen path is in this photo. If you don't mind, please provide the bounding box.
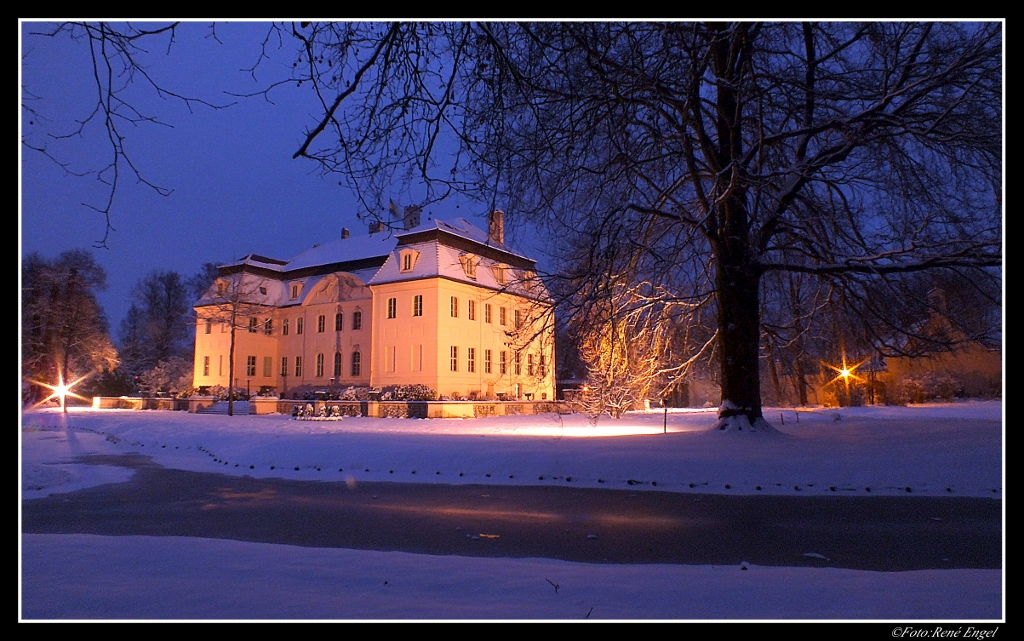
[22,452,1000,572]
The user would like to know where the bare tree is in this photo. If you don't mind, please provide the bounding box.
[27,22,1002,429]
[119,270,193,378]
[195,267,271,416]
[276,21,1000,431]
[21,21,231,247]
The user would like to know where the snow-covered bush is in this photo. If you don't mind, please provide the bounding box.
[383,384,437,401]
[893,372,962,404]
[339,386,372,401]
[137,358,193,397]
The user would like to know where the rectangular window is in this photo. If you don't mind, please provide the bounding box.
[205,319,211,334]
[335,312,343,331]
[246,356,257,377]
[282,319,289,336]
[528,353,535,376]
[281,357,288,377]
[450,296,458,318]
[484,304,492,324]
[450,346,459,372]
[500,351,507,375]
[295,356,303,377]
[515,309,522,329]
[316,353,324,377]
[515,352,522,375]
[484,349,492,374]
[317,315,326,333]
[263,356,272,377]
[468,300,476,321]
[297,317,304,335]
[352,311,362,330]
[539,354,547,377]
[221,321,227,333]
[290,284,300,299]
[248,317,258,333]
[402,253,413,271]
[203,356,210,377]
[387,298,397,319]
[351,352,361,376]
[334,352,342,377]
[264,318,273,335]
[413,295,423,317]
[467,347,476,373]
[385,346,396,373]
[499,307,507,326]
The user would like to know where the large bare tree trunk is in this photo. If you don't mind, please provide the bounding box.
[708,26,773,433]
[714,259,769,431]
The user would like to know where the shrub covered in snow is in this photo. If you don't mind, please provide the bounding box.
[381,384,437,401]
[893,373,963,404]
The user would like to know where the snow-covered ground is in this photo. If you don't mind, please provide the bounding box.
[20,402,1004,621]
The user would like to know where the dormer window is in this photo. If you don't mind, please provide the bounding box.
[215,280,229,296]
[259,286,267,295]
[399,249,420,273]
[290,283,302,300]
[491,264,507,285]
[459,253,478,279]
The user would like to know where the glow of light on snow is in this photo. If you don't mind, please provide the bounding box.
[20,401,1003,621]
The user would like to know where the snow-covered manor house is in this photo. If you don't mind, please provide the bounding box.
[192,209,555,401]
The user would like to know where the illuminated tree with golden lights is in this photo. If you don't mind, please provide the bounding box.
[574,287,671,419]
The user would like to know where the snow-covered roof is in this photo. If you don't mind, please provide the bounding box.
[367,238,551,302]
[204,216,544,303]
[285,231,400,272]
[396,217,532,262]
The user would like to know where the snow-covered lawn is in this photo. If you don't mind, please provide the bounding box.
[20,401,1003,621]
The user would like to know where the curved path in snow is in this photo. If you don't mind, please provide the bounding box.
[21,453,1001,572]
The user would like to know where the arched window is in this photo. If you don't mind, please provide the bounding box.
[351,351,362,376]
[334,352,342,377]
[316,353,325,377]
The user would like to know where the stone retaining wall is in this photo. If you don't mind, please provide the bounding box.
[91,397,569,418]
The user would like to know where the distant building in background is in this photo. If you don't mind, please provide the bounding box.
[192,209,555,401]
[881,288,1002,403]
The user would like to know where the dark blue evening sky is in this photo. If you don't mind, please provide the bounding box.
[20,21,493,333]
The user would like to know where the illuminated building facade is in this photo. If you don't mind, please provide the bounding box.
[193,210,555,401]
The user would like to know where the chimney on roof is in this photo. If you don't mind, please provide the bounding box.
[403,205,422,230]
[369,220,385,235]
[927,287,948,315]
[341,227,350,239]
[488,209,505,246]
